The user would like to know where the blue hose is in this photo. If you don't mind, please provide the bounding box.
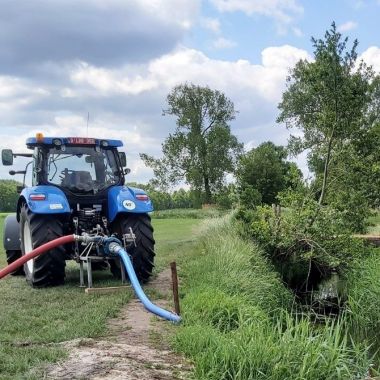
[108,241,181,324]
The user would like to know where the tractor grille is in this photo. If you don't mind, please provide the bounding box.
[76,208,102,232]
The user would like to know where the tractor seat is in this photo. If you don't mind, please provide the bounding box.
[61,170,93,191]
[69,171,93,191]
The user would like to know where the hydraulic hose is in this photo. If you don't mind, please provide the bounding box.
[108,242,181,324]
[0,234,75,280]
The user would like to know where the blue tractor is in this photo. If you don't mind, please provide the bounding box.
[2,134,155,287]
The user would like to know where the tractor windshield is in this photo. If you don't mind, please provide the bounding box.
[46,146,120,193]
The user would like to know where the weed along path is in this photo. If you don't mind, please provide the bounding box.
[0,215,200,379]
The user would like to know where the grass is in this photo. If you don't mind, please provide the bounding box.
[1,208,379,379]
[172,216,375,379]
[368,210,380,234]
[0,214,200,379]
[345,246,380,362]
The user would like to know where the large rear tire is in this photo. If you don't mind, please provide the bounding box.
[20,204,66,287]
[110,213,155,283]
[6,250,25,276]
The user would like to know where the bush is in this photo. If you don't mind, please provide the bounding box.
[236,194,370,291]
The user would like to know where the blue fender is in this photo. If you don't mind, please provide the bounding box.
[108,186,153,222]
[17,186,70,220]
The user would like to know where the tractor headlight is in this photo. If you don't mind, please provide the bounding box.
[100,140,109,147]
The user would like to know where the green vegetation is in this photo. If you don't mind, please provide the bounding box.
[0,180,20,213]
[345,247,380,361]
[151,208,226,220]
[237,199,370,292]
[368,211,380,234]
[278,22,380,232]
[173,217,374,379]
[236,142,302,207]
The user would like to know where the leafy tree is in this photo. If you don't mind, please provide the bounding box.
[0,180,20,212]
[126,182,194,210]
[277,22,378,230]
[236,142,302,206]
[214,183,238,210]
[141,83,243,203]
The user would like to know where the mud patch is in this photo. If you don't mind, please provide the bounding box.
[44,269,190,380]
[46,338,189,380]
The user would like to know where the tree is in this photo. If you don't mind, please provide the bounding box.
[277,22,377,230]
[141,83,243,203]
[236,142,302,206]
[0,180,20,212]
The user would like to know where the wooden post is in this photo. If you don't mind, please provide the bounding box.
[170,261,181,316]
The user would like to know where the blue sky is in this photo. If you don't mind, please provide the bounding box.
[191,0,379,61]
[0,0,379,184]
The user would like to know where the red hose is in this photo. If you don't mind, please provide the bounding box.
[0,235,75,280]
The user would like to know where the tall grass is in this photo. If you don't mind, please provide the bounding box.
[174,216,374,379]
[345,247,380,361]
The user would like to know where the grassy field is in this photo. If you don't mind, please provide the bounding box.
[0,208,379,379]
[0,213,200,379]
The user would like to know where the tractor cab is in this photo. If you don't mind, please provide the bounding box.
[26,135,127,194]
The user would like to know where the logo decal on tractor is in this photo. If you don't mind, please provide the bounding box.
[49,203,63,210]
[122,200,136,210]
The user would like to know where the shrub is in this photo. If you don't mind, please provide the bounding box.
[236,195,370,291]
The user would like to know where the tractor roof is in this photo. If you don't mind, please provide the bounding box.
[26,136,123,149]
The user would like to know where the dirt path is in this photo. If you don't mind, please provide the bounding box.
[44,269,191,380]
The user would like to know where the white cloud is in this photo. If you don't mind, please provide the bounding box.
[210,0,303,24]
[0,44,312,183]
[292,27,303,37]
[359,46,380,72]
[70,62,157,95]
[201,17,221,34]
[337,21,358,32]
[213,37,237,49]
[137,0,200,30]
[66,45,310,103]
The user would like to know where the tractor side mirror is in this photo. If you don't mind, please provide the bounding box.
[119,152,127,167]
[2,149,13,166]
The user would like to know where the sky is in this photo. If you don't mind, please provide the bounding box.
[1,0,380,185]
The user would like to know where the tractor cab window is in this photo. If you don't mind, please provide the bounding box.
[46,146,120,193]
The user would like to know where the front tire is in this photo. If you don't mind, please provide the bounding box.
[110,213,155,283]
[20,204,66,287]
